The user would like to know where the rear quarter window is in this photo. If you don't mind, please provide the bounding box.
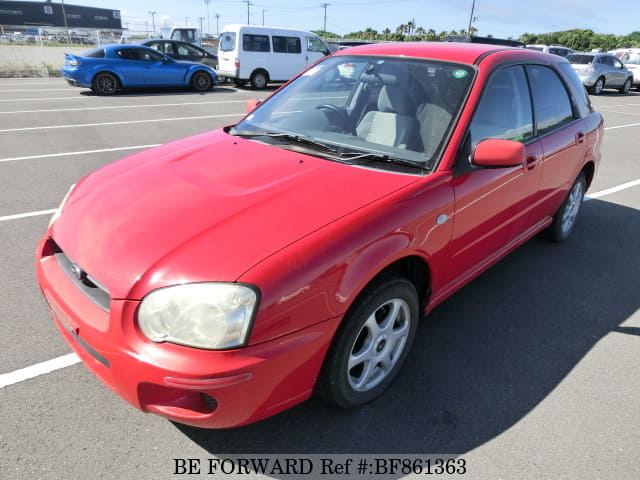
[82,47,105,58]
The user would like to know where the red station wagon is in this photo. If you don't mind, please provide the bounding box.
[36,43,603,428]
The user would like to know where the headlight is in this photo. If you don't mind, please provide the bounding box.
[49,183,76,227]
[137,283,259,350]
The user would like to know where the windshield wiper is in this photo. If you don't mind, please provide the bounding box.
[231,129,338,154]
[339,151,427,171]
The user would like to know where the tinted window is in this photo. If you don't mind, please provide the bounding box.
[130,48,165,62]
[600,56,614,67]
[558,63,592,115]
[243,34,270,52]
[468,66,533,146]
[115,48,132,60]
[526,65,574,135]
[568,54,593,64]
[177,44,203,56]
[219,32,236,52]
[82,47,105,58]
[272,36,301,53]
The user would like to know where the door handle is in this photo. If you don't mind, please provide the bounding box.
[525,156,539,170]
[575,132,585,144]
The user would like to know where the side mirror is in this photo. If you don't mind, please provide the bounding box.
[472,139,524,168]
[245,99,262,113]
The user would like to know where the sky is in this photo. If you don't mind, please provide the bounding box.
[87,0,638,39]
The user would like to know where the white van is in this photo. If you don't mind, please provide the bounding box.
[217,24,330,88]
[159,27,201,47]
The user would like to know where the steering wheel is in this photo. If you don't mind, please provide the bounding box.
[315,104,349,132]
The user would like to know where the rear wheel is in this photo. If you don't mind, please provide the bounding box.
[619,78,632,94]
[250,70,268,89]
[92,72,119,95]
[190,71,213,92]
[316,276,419,408]
[589,77,604,95]
[544,172,586,242]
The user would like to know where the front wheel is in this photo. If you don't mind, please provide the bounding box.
[191,71,213,92]
[544,172,586,243]
[92,72,119,95]
[316,277,419,408]
[619,78,632,94]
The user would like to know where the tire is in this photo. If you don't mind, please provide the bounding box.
[250,70,268,89]
[316,276,419,408]
[190,71,213,92]
[589,77,604,95]
[544,172,586,243]
[92,72,119,95]
[619,78,632,94]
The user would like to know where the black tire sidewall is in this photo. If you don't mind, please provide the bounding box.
[191,71,211,91]
[548,172,586,242]
[317,277,419,408]
[93,73,117,95]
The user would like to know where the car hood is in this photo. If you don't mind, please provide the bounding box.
[52,129,419,299]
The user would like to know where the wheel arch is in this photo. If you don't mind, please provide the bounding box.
[91,69,123,87]
[251,68,270,82]
[581,161,596,189]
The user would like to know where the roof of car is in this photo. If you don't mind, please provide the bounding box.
[333,41,543,65]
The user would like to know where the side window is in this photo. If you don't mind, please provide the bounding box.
[600,56,613,67]
[526,65,574,135]
[468,66,533,147]
[115,48,132,60]
[613,58,624,69]
[272,36,301,53]
[243,34,270,52]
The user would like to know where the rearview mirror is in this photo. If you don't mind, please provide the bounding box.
[245,99,262,113]
[472,139,524,168]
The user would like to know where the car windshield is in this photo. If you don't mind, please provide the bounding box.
[621,52,640,65]
[568,54,594,64]
[232,55,474,170]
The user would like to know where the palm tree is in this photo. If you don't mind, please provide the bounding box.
[406,18,416,36]
[396,24,407,36]
[382,28,391,40]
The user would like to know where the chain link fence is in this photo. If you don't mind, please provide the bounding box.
[0,24,125,77]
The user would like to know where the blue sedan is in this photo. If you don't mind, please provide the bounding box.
[62,44,218,95]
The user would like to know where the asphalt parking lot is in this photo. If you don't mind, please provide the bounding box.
[0,78,638,480]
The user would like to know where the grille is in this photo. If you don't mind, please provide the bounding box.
[52,240,111,312]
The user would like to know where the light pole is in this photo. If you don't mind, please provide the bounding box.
[204,0,210,34]
[148,11,156,37]
[244,0,252,24]
[321,3,330,35]
[215,14,220,35]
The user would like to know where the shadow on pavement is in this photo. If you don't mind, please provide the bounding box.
[174,197,639,465]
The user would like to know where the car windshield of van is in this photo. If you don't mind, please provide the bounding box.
[219,32,236,52]
[231,55,474,171]
[621,52,640,65]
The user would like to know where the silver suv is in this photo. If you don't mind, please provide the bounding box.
[568,52,633,95]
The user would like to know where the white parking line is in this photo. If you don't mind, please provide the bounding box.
[0,144,161,163]
[0,113,244,133]
[586,179,640,199]
[604,122,640,131]
[1,88,79,92]
[0,99,252,115]
[0,97,84,103]
[0,209,56,222]
[0,353,80,389]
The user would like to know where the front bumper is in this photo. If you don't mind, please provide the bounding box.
[36,236,341,428]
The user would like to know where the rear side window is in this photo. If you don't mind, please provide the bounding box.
[567,54,593,64]
[82,47,105,58]
[219,32,236,52]
[468,66,533,146]
[243,34,270,52]
[272,36,301,53]
[526,65,574,135]
[600,56,614,67]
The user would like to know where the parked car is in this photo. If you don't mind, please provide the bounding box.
[61,44,218,95]
[613,48,640,90]
[568,52,633,94]
[526,44,574,57]
[139,39,218,69]
[217,24,331,88]
[38,43,602,429]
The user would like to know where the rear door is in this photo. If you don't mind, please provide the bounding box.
[448,65,542,286]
